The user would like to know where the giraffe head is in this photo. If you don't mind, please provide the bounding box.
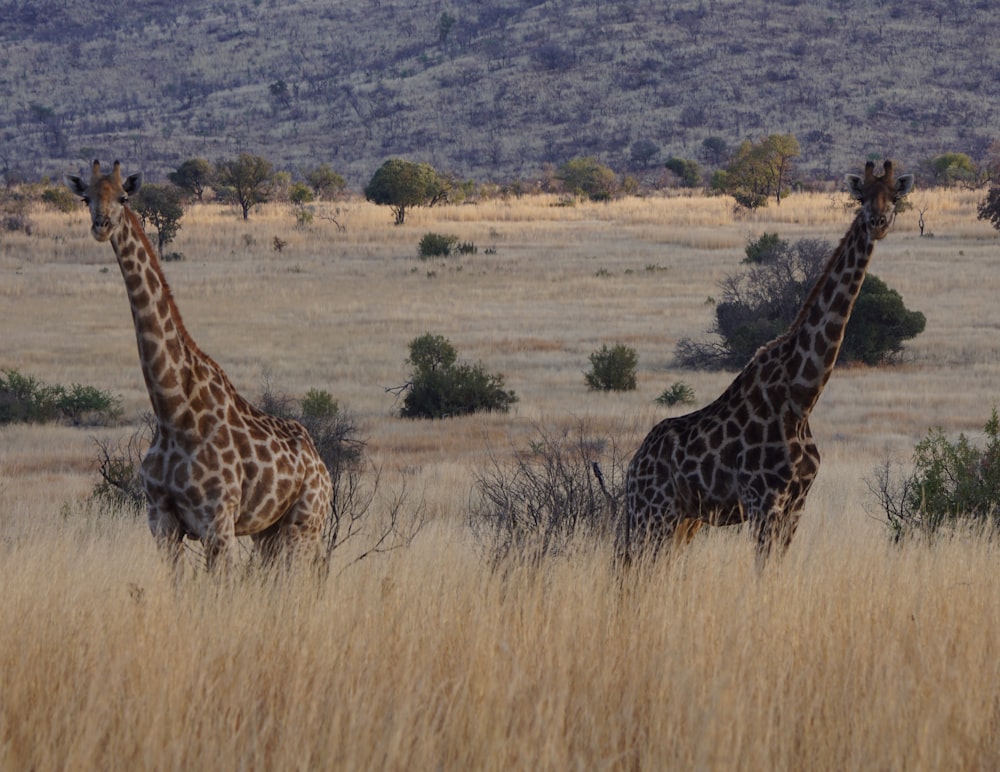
[64,160,143,243]
[844,160,914,240]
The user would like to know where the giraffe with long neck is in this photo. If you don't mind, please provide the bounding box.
[66,160,332,571]
[622,160,914,563]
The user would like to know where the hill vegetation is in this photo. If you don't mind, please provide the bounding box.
[2,0,998,187]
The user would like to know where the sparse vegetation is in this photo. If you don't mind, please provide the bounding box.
[470,424,625,564]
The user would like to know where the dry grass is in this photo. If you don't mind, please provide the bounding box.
[3,190,1000,769]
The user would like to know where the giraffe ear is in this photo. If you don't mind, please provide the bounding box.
[894,174,914,199]
[844,173,864,201]
[65,174,87,197]
[123,172,143,196]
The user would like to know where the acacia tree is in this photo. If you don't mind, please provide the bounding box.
[364,158,448,225]
[216,153,275,220]
[721,134,800,209]
[168,158,213,202]
[132,183,184,259]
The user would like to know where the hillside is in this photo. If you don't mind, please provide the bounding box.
[2,0,998,188]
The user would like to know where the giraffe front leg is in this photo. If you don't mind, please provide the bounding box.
[204,503,238,574]
[753,507,802,568]
[147,499,185,569]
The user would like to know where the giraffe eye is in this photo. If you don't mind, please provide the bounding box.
[120,195,128,204]
[82,196,90,205]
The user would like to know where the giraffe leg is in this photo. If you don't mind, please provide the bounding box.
[147,499,185,569]
[204,504,238,574]
[753,508,801,568]
[253,478,328,571]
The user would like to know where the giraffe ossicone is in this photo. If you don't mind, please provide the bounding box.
[65,160,333,572]
[622,160,914,564]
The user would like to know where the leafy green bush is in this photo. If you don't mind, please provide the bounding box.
[655,382,696,407]
[400,333,517,419]
[676,233,925,369]
[418,232,459,258]
[0,368,121,426]
[584,344,638,391]
[868,408,1000,540]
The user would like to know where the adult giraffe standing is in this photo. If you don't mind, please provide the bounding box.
[66,160,332,571]
[622,160,914,564]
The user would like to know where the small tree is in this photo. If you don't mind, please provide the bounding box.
[556,156,618,201]
[400,333,517,419]
[629,139,660,169]
[723,134,800,209]
[585,344,638,391]
[926,152,979,187]
[977,185,1000,231]
[133,183,184,259]
[216,153,275,220]
[168,158,213,202]
[664,157,702,188]
[304,164,347,199]
[364,158,448,225]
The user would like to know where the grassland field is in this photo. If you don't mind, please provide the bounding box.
[1,187,999,769]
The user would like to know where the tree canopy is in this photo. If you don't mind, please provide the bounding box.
[132,183,184,259]
[215,153,275,220]
[555,156,618,201]
[717,133,800,209]
[364,159,448,225]
[168,158,213,202]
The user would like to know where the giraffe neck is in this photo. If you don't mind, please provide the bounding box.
[778,212,874,414]
[110,208,229,429]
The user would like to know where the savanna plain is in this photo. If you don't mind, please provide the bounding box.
[2,187,1000,770]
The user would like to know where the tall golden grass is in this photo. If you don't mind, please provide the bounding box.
[2,188,999,768]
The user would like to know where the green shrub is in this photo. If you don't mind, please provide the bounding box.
[655,382,696,407]
[418,232,459,258]
[400,333,517,419]
[41,186,79,213]
[0,368,120,426]
[868,408,1000,541]
[676,233,925,370]
[585,344,638,391]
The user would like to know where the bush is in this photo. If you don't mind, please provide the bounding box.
[676,233,925,370]
[585,343,638,391]
[41,186,78,213]
[656,382,696,407]
[977,185,1000,231]
[0,368,121,426]
[418,232,459,258]
[400,333,517,419]
[868,408,1000,541]
[470,424,626,564]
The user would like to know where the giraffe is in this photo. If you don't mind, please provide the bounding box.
[622,160,914,564]
[65,160,333,571]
